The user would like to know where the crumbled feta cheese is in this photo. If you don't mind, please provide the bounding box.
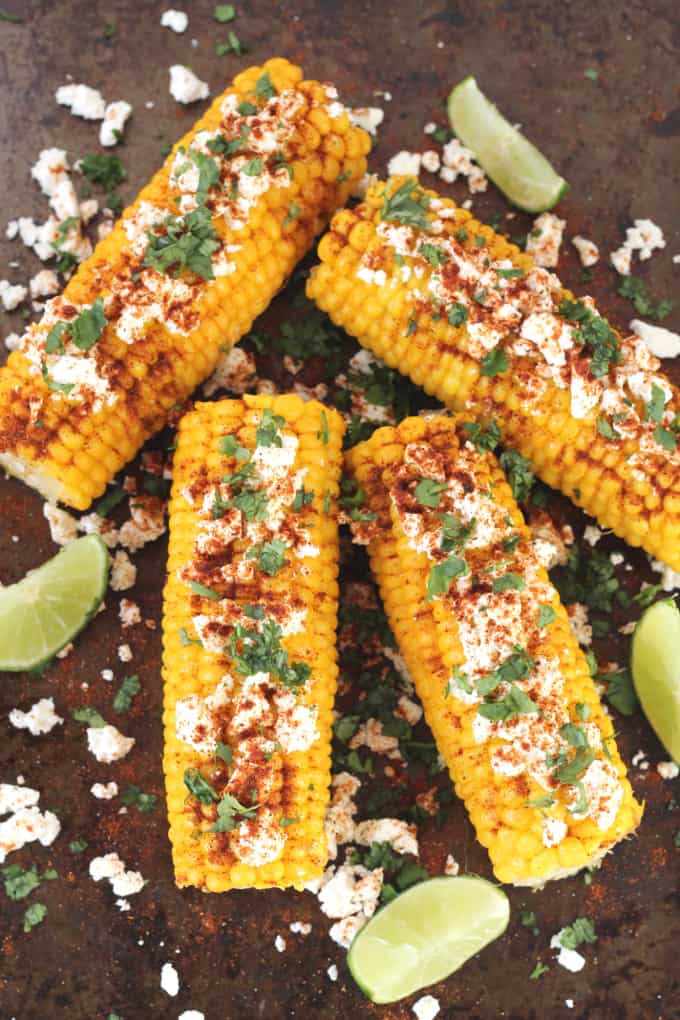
[396,694,422,726]
[203,346,256,397]
[583,525,603,546]
[118,643,133,662]
[571,236,599,267]
[274,935,287,953]
[325,772,360,859]
[119,598,141,627]
[110,550,137,592]
[43,502,79,545]
[87,724,135,763]
[550,931,586,972]
[101,669,114,682]
[4,332,21,351]
[420,149,441,174]
[354,818,418,856]
[289,921,312,935]
[657,761,679,780]
[611,218,666,275]
[349,107,383,135]
[326,964,338,981]
[649,557,680,591]
[424,121,436,134]
[119,496,166,552]
[526,213,566,268]
[567,603,592,646]
[161,9,189,32]
[349,717,401,758]
[55,83,106,119]
[0,783,40,815]
[160,962,180,996]
[413,995,441,1020]
[89,852,145,896]
[29,269,59,300]
[387,150,421,177]
[91,781,118,800]
[444,853,459,876]
[178,1014,204,1020]
[100,101,133,147]
[0,280,27,311]
[630,319,680,360]
[9,697,63,736]
[529,511,571,569]
[0,804,61,863]
[169,65,209,104]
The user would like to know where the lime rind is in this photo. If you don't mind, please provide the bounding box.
[447,76,568,213]
[347,875,510,1003]
[631,597,680,762]
[0,534,110,671]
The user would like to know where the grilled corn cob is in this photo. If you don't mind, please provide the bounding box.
[0,59,369,510]
[162,394,344,891]
[309,176,680,571]
[345,414,642,886]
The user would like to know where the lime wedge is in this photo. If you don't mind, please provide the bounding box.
[347,876,510,1003]
[447,76,568,212]
[631,598,680,762]
[0,535,109,671]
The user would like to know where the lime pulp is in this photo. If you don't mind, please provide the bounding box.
[447,76,568,213]
[347,875,510,1003]
[0,534,109,671]
[631,597,680,762]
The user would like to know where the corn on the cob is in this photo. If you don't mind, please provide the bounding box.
[162,394,344,891]
[0,59,369,511]
[309,176,680,571]
[345,414,642,886]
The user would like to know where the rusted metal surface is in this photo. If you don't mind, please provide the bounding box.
[1,1,679,1018]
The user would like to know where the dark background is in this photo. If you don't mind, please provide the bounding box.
[0,2,679,1018]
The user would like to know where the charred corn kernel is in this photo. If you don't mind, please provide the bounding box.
[162,394,344,891]
[309,176,680,571]
[0,59,369,511]
[345,414,642,887]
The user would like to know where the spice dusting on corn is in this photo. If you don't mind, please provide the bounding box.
[0,59,369,510]
[162,395,344,891]
[308,176,680,571]
[345,414,642,887]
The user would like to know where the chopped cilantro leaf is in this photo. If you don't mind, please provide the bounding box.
[448,302,468,327]
[537,603,556,628]
[558,298,621,377]
[292,485,314,512]
[121,784,158,814]
[69,838,88,853]
[497,266,525,279]
[216,742,233,764]
[210,791,259,832]
[242,156,264,176]
[255,71,276,99]
[213,4,236,21]
[617,274,673,321]
[415,477,447,507]
[529,961,549,980]
[553,543,619,613]
[238,100,258,116]
[381,179,431,231]
[220,434,250,460]
[112,674,141,714]
[189,580,221,600]
[477,646,535,695]
[183,768,218,804]
[208,124,250,157]
[2,864,56,901]
[492,572,525,593]
[256,407,285,447]
[520,909,540,935]
[317,409,330,445]
[229,618,311,691]
[426,554,469,600]
[560,722,588,748]
[23,902,47,933]
[418,243,448,267]
[143,205,219,280]
[499,449,535,501]
[279,815,300,827]
[72,707,106,728]
[478,684,539,722]
[559,917,597,950]
[654,425,677,451]
[216,31,247,56]
[79,152,127,191]
[646,384,666,424]
[599,667,638,715]
[246,538,288,576]
[596,416,619,441]
[461,419,501,452]
[480,347,509,377]
[553,747,596,784]
[283,201,301,228]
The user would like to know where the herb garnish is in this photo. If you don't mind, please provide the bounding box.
[557,298,621,377]
[112,674,141,713]
[144,206,219,280]
[381,179,431,231]
[246,538,288,575]
[229,618,311,691]
[480,347,508,377]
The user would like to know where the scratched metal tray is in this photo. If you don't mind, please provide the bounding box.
[0,2,678,1018]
